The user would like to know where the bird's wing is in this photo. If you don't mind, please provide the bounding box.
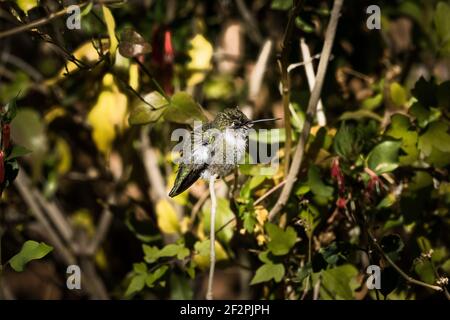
[168,162,207,197]
[169,126,214,197]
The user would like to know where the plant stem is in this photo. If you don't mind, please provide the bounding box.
[367,231,443,292]
[269,0,344,221]
[206,174,218,300]
[279,0,302,176]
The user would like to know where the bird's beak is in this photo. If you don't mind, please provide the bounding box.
[249,118,280,125]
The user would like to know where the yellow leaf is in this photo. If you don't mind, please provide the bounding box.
[155,199,180,234]
[55,138,72,174]
[193,240,228,269]
[71,209,95,236]
[17,0,37,13]
[44,107,66,124]
[129,63,139,91]
[102,6,118,60]
[47,42,102,84]
[187,34,213,86]
[87,74,127,156]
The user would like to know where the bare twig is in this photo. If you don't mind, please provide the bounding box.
[368,231,443,292]
[31,189,74,246]
[235,0,264,45]
[300,38,326,126]
[249,40,272,103]
[0,0,123,39]
[86,206,113,255]
[14,171,76,265]
[254,180,286,206]
[269,0,344,221]
[206,175,218,300]
[279,0,302,175]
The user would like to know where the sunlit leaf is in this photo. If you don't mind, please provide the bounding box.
[155,199,180,234]
[164,92,208,124]
[87,74,127,156]
[266,223,297,256]
[187,34,213,86]
[367,140,401,174]
[102,5,118,60]
[250,262,285,285]
[9,240,53,272]
[129,91,169,125]
[390,82,407,107]
[146,265,168,288]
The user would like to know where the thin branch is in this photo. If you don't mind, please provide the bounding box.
[14,171,76,265]
[269,0,344,221]
[235,0,264,45]
[86,206,113,255]
[254,180,286,205]
[206,175,218,300]
[279,0,302,176]
[367,231,443,292]
[300,38,326,126]
[0,0,123,39]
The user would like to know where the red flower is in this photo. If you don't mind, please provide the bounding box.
[336,196,347,209]
[331,158,345,194]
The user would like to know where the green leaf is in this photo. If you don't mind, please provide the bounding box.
[333,122,364,161]
[390,82,407,107]
[133,262,147,274]
[170,274,193,299]
[418,121,450,156]
[125,273,146,296]
[386,114,418,165]
[164,92,208,125]
[143,244,160,263]
[1,96,18,122]
[339,109,383,122]
[307,165,333,198]
[434,2,450,56]
[118,28,151,58]
[318,241,352,266]
[367,140,401,174]
[320,264,358,300]
[362,93,383,110]
[266,223,297,256]
[293,262,312,283]
[146,265,169,287]
[410,103,441,128]
[250,263,285,285]
[129,91,169,125]
[6,145,31,160]
[9,240,53,272]
[295,17,314,33]
[159,243,190,260]
[271,0,292,10]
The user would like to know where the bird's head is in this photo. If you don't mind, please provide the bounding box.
[213,107,279,130]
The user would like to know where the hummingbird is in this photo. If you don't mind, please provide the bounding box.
[168,107,278,197]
